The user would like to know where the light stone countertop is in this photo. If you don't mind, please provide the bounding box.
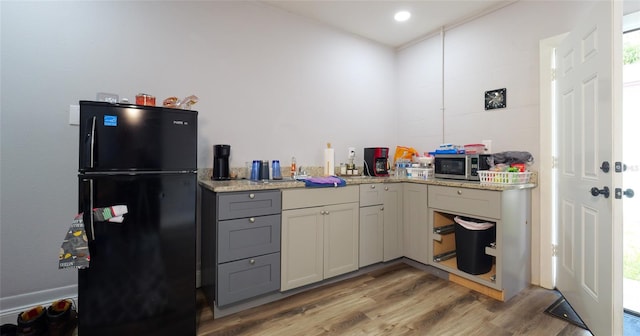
[198,173,537,193]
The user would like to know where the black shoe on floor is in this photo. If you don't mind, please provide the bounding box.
[46,299,77,336]
[16,305,47,336]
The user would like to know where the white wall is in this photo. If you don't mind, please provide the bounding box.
[397,1,592,159]
[0,1,395,318]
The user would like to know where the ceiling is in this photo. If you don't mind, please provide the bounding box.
[262,0,517,48]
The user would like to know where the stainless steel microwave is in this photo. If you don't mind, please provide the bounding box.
[434,154,491,180]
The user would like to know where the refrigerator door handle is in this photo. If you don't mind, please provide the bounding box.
[89,116,96,169]
[81,178,96,241]
[82,116,97,169]
[89,178,95,240]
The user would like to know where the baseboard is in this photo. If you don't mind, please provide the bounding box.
[0,285,77,325]
[1,269,202,326]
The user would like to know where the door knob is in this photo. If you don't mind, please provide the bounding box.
[615,188,634,199]
[590,186,610,198]
[600,161,610,173]
[625,189,635,198]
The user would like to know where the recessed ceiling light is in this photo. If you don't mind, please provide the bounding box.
[394,11,411,22]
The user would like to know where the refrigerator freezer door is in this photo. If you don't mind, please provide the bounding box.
[79,101,197,172]
[78,173,196,336]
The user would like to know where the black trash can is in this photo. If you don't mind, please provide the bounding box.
[454,216,496,275]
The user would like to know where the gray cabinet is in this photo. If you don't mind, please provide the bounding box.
[359,205,383,267]
[358,183,403,267]
[382,183,403,261]
[403,183,429,264]
[427,185,531,301]
[201,188,282,307]
[281,186,359,291]
[359,183,384,267]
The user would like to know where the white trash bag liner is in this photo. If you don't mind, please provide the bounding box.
[454,216,495,230]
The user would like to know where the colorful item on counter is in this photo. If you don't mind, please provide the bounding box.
[304,176,346,188]
[58,205,128,270]
[393,146,419,164]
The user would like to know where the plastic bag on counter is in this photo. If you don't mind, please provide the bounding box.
[393,146,419,164]
[488,151,534,166]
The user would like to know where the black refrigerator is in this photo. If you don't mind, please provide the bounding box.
[77,101,197,335]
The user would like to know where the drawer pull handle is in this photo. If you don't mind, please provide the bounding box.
[249,259,255,265]
[384,187,389,191]
[457,190,462,195]
[249,193,255,199]
[381,207,384,211]
[249,217,255,223]
[370,185,376,189]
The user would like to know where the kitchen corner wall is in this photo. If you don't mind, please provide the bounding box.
[396,1,595,286]
[0,1,395,320]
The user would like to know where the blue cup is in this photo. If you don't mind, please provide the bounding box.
[250,160,261,180]
[272,160,282,180]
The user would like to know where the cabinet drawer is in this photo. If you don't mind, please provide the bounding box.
[217,214,281,263]
[216,252,281,307]
[218,190,281,220]
[428,185,501,219]
[359,183,384,207]
[282,186,358,210]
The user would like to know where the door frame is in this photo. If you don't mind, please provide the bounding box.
[538,1,624,333]
[538,33,566,289]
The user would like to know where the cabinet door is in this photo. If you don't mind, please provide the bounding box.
[281,208,323,291]
[324,202,359,278]
[403,184,429,264]
[383,183,403,261]
[359,205,383,267]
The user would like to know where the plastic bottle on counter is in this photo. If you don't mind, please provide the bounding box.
[290,156,297,177]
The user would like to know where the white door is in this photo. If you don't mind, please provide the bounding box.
[555,1,623,335]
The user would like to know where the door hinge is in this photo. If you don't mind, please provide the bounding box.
[551,68,556,81]
[551,156,559,169]
[552,244,559,257]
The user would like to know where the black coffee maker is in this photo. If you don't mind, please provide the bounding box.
[213,144,231,180]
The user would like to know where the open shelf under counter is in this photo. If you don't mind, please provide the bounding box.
[428,185,531,302]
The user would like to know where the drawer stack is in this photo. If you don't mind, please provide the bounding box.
[201,189,282,307]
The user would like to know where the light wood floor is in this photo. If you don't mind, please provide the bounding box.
[196,263,592,336]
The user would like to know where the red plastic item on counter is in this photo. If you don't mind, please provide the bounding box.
[511,163,526,172]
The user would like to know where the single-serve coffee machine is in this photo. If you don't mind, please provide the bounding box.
[213,144,231,180]
[364,147,389,177]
